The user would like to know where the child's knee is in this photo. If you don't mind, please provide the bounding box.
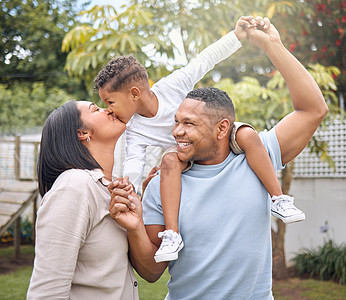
[161,152,180,171]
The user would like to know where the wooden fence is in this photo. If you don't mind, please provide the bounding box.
[0,136,39,258]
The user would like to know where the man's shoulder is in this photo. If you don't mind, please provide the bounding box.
[142,173,161,199]
[259,127,277,148]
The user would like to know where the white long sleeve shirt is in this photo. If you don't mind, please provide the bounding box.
[124,31,242,190]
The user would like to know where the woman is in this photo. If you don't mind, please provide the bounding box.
[27,100,139,299]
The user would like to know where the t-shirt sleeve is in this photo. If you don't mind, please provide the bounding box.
[259,127,285,172]
[27,186,90,299]
[142,175,165,226]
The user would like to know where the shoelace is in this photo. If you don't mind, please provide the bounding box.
[158,231,174,248]
[277,197,294,211]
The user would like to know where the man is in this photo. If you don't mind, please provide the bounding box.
[108,18,328,299]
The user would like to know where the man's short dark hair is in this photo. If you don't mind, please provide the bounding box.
[94,55,148,92]
[186,87,235,122]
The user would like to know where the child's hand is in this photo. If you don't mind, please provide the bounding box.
[234,16,271,41]
[234,16,254,40]
[108,176,134,195]
[142,166,160,194]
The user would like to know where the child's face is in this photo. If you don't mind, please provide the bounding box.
[98,86,136,124]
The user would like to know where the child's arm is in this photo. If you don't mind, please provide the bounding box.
[234,125,282,197]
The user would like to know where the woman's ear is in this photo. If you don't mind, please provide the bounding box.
[77,129,90,142]
[216,119,231,140]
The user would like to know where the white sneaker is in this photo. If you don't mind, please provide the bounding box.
[154,230,184,263]
[271,195,305,224]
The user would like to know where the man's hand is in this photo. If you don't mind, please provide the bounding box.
[234,16,270,41]
[245,18,281,51]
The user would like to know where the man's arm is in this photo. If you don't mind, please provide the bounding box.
[245,19,328,165]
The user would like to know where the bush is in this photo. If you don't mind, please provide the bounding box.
[292,240,346,284]
[0,217,33,244]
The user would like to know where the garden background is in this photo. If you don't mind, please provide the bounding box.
[0,0,345,299]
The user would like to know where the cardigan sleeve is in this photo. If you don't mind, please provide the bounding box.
[27,186,90,299]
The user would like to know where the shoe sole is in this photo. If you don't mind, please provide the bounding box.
[271,211,306,224]
[154,241,184,263]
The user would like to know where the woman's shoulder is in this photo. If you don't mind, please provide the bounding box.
[57,168,93,183]
[51,169,101,193]
[42,169,101,205]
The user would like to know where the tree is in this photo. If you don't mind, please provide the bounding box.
[269,0,345,105]
[62,0,344,279]
[0,0,88,96]
[0,0,90,132]
[0,82,71,134]
[62,3,174,94]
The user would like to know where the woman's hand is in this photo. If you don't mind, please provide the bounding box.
[108,179,143,232]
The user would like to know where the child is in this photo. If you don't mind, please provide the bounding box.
[94,16,305,264]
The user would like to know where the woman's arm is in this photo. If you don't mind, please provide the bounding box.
[27,186,89,299]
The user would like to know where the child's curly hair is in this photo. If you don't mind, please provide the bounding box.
[94,55,148,92]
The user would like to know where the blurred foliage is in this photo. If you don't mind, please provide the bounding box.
[272,0,345,97]
[215,64,341,130]
[0,217,33,244]
[292,239,346,285]
[0,0,89,132]
[214,63,342,170]
[0,82,72,135]
[62,1,344,99]
[62,3,174,94]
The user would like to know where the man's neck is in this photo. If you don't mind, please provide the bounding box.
[195,147,231,166]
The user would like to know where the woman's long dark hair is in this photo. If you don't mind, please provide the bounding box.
[37,100,101,197]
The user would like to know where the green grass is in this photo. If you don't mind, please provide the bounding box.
[0,265,169,300]
[136,270,169,300]
[272,278,346,300]
[0,266,32,300]
[0,245,35,258]
[300,279,346,299]
[1,245,346,300]
[0,245,169,300]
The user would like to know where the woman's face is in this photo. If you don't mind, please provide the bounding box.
[77,101,126,142]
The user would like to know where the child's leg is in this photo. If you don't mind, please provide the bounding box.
[235,126,305,223]
[155,151,187,263]
[236,127,282,197]
[160,152,184,233]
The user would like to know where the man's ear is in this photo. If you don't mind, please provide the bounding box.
[129,86,141,101]
[77,129,90,142]
[216,119,231,140]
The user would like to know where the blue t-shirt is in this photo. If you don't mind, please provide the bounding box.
[142,128,283,300]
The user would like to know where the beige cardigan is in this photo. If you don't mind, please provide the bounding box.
[27,169,139,300]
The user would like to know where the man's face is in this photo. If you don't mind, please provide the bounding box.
[98,83,136,124]
[173,98,221,165]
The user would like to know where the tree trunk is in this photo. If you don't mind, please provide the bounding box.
[271,161,294,280]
